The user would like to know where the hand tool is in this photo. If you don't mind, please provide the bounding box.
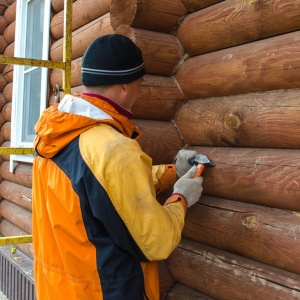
[189,154,216,178]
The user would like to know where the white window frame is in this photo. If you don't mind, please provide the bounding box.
[10,0,51,172]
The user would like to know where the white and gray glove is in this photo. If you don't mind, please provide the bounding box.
[173,166,203,207]
[175,149,198,178]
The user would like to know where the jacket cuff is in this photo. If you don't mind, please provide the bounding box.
[164,193,187,212]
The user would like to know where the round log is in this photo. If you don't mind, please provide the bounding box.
[132,74,186,121]
[50,0,111,40]
[184,196,300,275]
[3,41,14,56]
[117,26,184,76]
[2,81,12,102]
[0,16,8,34]
[174,89,300,149]
[51,0,76,14]
[0,161,32,188]
[1,101,11,121]
[3,20,14,44]
[135,119,184,165]
[110,0,187,33]
[0,219,33,258]
[0,112,6,128]
[175,31,300,99]
[0,121,10,140]
[165,283,215,300]
[0,73,7,92]
[2,64,13,83]
[0,180,32,211]
[186,146,300,211]
[181,0,224,12]
[0,200,32,233]
[0,35,8,53]
[177,0,300,57]
[0,93,7,111]
[3,1,15,25]
[50,13,114,61]
[166,238,300,299]
[158,261,176,299]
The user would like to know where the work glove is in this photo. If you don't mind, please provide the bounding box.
[176,149,198,178]
[173,166,203,207]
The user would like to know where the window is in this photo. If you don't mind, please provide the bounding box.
[10,0,51,171]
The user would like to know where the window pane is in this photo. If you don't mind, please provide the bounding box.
[25,0,44,65]
[22,68,42,142]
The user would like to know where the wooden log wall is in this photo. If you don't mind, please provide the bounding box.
[0,0,300,299]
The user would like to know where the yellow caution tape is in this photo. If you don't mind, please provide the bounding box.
[0,235,33,246]
[0,147,34,155]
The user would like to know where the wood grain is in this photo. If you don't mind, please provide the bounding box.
[0,200,32,233]
[135,119,184,164]
[166,238,300,299]
[185,146,300,211]
[0,180,32,211]
[50,13,114,61]
[181,0,224,12]
[177,0,300,57]
[0,161,32,188]
[174,89,300,148]
[184,195,300,275]
[50,0,111,40]
[176,31,300,99]
[117,26,184,76]
[110,0,187,33]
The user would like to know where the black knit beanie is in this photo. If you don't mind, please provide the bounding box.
[81,34,146,86]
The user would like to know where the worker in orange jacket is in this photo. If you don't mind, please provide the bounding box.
[32,34,203,300]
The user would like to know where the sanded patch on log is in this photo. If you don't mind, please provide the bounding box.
[50,13,114,61]
[176,31,300,99]
[0,200,32,233]
[0,161,32,188]
[117,26,184,76]
[50,0,111,40]
[181,0,224,12]
[135,119,184,165]
[186,146,300,211]
[177,0,300,57]
[110,0,187,33]
[165,283,215,300]
[166,238,300,299]
[174,89,300,149]
[0,219,33,258]
[0,180,32,211]
[184,195,300,275]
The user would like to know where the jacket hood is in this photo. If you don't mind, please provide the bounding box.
[34,94,142,158]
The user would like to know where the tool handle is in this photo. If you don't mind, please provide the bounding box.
[194,164,204,178]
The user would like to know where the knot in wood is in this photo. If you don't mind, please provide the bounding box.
[226,114,241,129]
[242,216,256,229]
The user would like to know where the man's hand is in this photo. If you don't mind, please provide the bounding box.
[173,166,203,207]
[175,149,198,178]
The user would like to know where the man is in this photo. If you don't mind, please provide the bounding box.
[32,34,203,300]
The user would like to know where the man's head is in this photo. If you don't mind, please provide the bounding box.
[81,34,145,86]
